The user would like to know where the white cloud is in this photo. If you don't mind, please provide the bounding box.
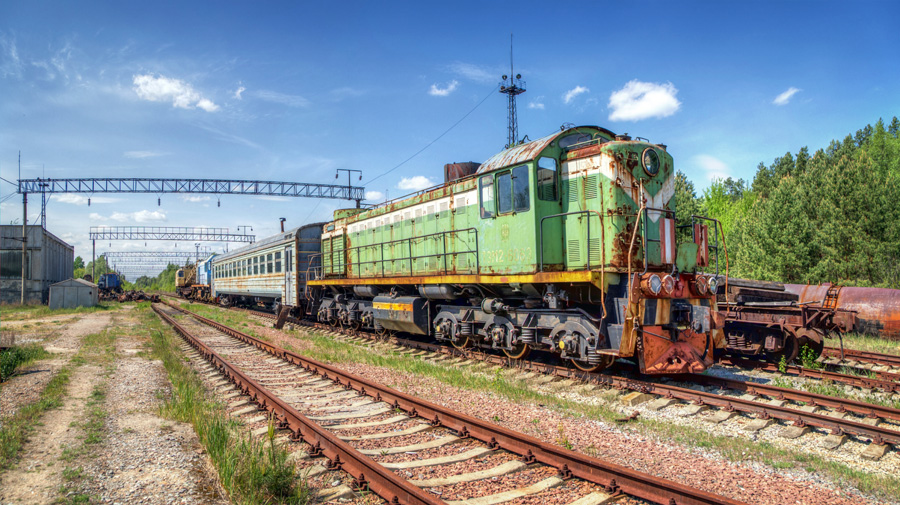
[773,87,801,106]
[429,80,459,97]
[528,96,545,110]
[89,210,167,223]
[254,195,291,202]
[397,176,435,191]
[180,195,210,203]
[365,190,385,201]
[0,34,22,78]
[608,80,681,121]
[254,89,309,107]
[330,86,365,99]
[56,194,118,205]
[124,150,165,159]
[448,63,495,83]
[693,154,731,181]
[563,86,589,104]
[233,85,246,99]
[133,74,219,111]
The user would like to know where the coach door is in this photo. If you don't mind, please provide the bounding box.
[283,246,293,306]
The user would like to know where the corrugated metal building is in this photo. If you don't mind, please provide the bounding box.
[0,225,74,304]
[49,278,99,309]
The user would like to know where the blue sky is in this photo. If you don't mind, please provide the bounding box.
[2,1,898,277]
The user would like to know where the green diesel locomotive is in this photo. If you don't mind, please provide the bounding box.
[308,125,725,374]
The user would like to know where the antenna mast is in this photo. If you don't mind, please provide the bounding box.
[499,34,526,149]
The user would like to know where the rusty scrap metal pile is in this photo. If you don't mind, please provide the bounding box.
[116,290,161,303]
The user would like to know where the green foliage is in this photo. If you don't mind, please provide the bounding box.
[799,345,822,370]
[777,355,787,374]
[130,263,181,293]
[1,344,51,381]
[683,116,900,287]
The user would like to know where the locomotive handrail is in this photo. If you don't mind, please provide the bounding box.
[538,210,608,272]
[641,206,677,276]
[323,228,479,279]
[677,215,722,277]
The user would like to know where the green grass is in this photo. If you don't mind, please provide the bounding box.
[0,366,72,469]
[142,308,310,505]
[0,302,114,321]
[1,343,51,382]
[833,332,900,355]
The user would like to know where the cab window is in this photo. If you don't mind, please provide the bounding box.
[479,175,494,218]
[512,165,529,212]
[537,157,558,201]
[497,171,512,214]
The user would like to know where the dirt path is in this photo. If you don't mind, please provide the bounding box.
[0,312,111,504]
[71,315,226,504]
[0,308,226,505]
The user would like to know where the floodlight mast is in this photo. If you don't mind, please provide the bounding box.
[499,34,526,149]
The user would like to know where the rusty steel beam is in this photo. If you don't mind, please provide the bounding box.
[152,305,443,505]
[162,300,745,505]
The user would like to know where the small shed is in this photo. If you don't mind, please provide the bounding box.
[49,278,99,310]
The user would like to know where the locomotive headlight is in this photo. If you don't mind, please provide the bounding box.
[648,274,662,295]
[694,276,708,295]
[662,275,676,294]
[642,148,660,176]
[708,276,719,294]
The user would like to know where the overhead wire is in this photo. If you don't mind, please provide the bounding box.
[365,84,500,186]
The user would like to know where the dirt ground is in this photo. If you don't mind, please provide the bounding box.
[0,306,226,505]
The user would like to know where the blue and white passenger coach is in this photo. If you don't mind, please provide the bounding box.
[211,223,324,314]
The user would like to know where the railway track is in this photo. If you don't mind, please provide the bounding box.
[166,297,900,461]
[153,301,746,505]
[822,346,900,372]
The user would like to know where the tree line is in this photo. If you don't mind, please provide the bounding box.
[72,255,181,292]
[677,117,900,288]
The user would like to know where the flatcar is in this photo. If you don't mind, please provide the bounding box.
[306,125,726,375]
[211,223,324,314]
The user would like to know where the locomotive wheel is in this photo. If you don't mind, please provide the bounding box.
[502,343,531,360]
[795,329,825,361]
[570,355,615,373]
[771,334,800,364]
[348,320,361,331]
[328,318,340,328]
[450,333,471,350]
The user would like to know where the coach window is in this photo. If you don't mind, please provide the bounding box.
[275,252,282,273]
[267,253,274,273]
[537,157,558,201]
[251,257,257,275]
[479,175,494,218]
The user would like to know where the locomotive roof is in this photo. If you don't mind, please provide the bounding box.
[477,125,616,174]
[214,222,325,263]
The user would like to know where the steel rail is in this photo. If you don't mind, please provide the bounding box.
[718,357,900,393]
[361,335,900,447]
[823,347,900,368]
[239,307,900,449]
[152,304,443,505]
[160,300,746,505]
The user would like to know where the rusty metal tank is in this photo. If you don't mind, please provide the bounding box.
[783,283,900,339]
